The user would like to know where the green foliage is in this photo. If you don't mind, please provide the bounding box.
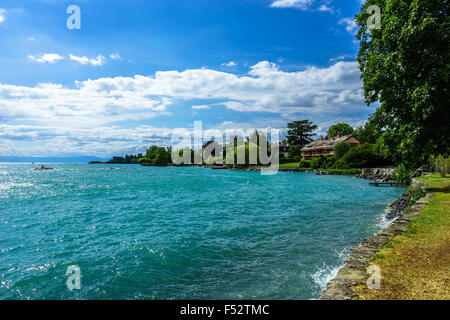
[432,155,450,177]
[286,120,318,147]
[142,146,171,165]
[356,0,450,168]
[333,141,350,159]
[406,183,427,206]
[232,143,261,167]
[327,123,354,137]
[289,144,303,157]
[279,157,296,164]
[340,144,381,168]
[310,155,328,169]
[393,163,414,185]
[311,158,320,169]
[299,160,311,168]
[354,114,383,144]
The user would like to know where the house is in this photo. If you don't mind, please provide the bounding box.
[271,142,290,158]
[300,134,360,160]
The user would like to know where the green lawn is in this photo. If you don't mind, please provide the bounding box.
[279,162,299,167]
[352,174,450,300]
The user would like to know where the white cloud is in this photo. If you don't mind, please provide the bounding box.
[192,105,211,110]
[0,9,5,23]
[221,61,237,67]
[28,53,64,64]
[110,53,122,60]
[318,4,333,13]
[270,0,313,10]
[28,37,35,41]
[69,54,106,66]
[0,61,367,156]
[339,17,358,34]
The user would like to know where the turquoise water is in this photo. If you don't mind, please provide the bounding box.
[0,163,405,300]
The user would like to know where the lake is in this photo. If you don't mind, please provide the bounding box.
[0,163,405,299]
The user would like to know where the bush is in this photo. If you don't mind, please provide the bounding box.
[393,163,414,185]
[340,144,380,168]
[334,141,350,158]
[406,183,427,205]
[323,156,337,169]
[432,155,450,177]
[280,157,296,164]
[311,158,320,169]
[294,155,302,162]
[299,160,311,168]
[332,158,350,169]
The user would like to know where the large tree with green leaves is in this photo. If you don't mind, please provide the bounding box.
[355,0,450,168]
[286,120,318,146]
[327,123,354,137]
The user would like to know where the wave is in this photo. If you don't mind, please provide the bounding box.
[0,182,34,191]
[311,247,350,290]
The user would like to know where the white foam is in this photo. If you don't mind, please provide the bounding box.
[312,265,341,289]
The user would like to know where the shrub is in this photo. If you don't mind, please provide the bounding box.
[332,158,350,169]
[432,155,450,177]
[341,144,380,168]
[333,141,350,159]
[311,158,320,169]
[299,160,311,168]
[323,156,337,169]
[294,155,302,162]
[393,163,414,185]
[280,157,296,164]
[406,183,427,205]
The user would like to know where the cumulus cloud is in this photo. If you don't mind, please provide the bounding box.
[339,17,358,34]
[0,61,367,156]
[221,61,237,67]
[69,54,106,66]
[270,0,313,10]
[1,60,363,121]
[318,4,333,13]
[28,53,64,64]
[110,53,122,60]
[0,8,6,23]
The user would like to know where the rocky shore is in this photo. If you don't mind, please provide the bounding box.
[354,167,395,183]
[318,179,429,300]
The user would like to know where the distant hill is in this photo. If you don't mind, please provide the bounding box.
[0,156,109,163]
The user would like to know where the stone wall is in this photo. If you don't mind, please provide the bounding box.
[355,167,395,182]
[318,180,430,300]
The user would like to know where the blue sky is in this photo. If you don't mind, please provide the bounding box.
[0,0,374,157]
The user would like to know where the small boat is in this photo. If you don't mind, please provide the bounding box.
[34,165,54,171]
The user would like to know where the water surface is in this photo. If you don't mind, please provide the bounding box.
[0,163,405,299]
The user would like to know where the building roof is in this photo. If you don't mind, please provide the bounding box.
[300,135,357,152]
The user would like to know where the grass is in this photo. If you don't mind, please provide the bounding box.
[351,174,450,300]
[279,162,299,167]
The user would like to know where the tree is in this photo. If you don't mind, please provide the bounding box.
[142,146,171,165]
[354,120,382,145]
[356,0,450,168]
[334,141,351,159]
[327,123,354,137]
[286,120,318,147]
[289,145,303,158]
